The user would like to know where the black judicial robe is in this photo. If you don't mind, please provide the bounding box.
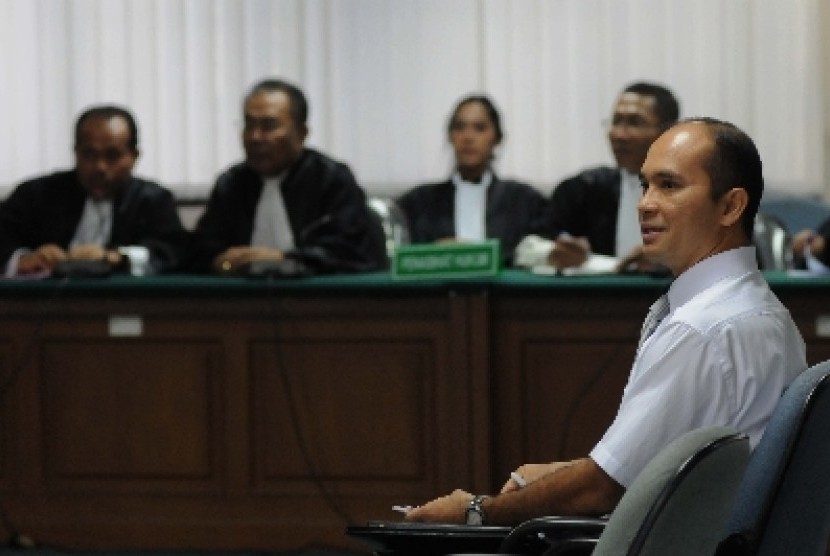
[397,176,550,266]
[189,148,386,274]
[0,170,187,273]
[549,166,622,257]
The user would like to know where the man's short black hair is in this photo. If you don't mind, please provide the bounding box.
[682,117,763,240]
[623,82,680,129]
[244,78,309,128]
[74,105,139,151]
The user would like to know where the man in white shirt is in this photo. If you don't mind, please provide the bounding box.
[405,117,807,525]
[515,82,679,273]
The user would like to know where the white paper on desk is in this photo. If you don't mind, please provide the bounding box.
[804,247,830,275]
[786,247,830,277]
[531,254,618,276]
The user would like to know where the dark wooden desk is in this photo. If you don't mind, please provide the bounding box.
[0,271,827,551]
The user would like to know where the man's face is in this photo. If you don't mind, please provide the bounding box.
[638,122,728,276]
[242,90,307,177]
[74,116,138,200]
[449,101,500,177]
[608,92,663,174]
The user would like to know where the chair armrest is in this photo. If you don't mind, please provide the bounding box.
[499,516,607,554]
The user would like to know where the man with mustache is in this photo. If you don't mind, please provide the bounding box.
[516,82,679,273]
[0,105,187,277]
[189,78,386,275]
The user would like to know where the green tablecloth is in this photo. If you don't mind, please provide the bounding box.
[1,269,829,298]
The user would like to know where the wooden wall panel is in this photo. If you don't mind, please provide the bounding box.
[0,292,475,551]
[519,339,634,461]
[251,339,429,483]
[0,342,9,486]
[242,308,467,547]
[39,340,222,491]
[0,278,825,551]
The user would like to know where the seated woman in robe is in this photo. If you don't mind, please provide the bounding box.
[398,95,549,266]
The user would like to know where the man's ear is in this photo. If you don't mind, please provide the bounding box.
[720,187,749,227]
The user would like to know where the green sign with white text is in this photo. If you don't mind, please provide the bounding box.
[392,241,501,280]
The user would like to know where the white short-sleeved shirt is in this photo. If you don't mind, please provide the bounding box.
[590,246,807,488]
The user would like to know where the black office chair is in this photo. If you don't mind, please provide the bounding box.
[347,427,749,556]
[500,426,750,556]
[715,359,830,556]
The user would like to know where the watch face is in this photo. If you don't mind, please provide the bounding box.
[465,509,483,526]
[465,495,487,525]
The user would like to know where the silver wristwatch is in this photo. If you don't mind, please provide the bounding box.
[465,495,488,525]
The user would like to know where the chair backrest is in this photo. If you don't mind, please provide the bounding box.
[594,427,749,556]
[716,359,830,556]
[499,427,749,556]
[759,194,830,240]
[367,195,410,259]
[753,212,792,271]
